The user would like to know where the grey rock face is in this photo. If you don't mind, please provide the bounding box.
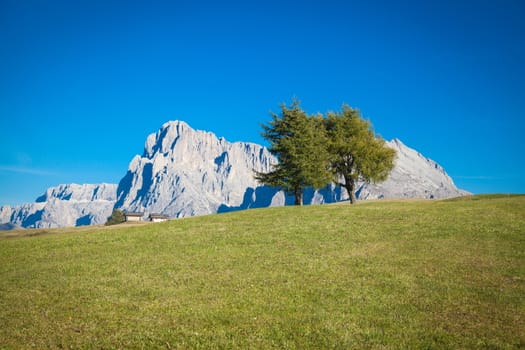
[1,183,117,228]
[116,120,468,218]
[354,139,469,200]
[115,121,276,218]
[36,183,117,203]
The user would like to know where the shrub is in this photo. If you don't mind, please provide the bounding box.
[105,209,125,226]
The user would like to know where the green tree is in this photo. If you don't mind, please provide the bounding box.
[255,100,332,205]
[325,105,396,204]
[105,209,125,226]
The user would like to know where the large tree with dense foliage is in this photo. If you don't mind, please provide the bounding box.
[255,100,332,205]
[325,105,396,204]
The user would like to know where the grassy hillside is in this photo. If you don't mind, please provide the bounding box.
[1,195,524,349]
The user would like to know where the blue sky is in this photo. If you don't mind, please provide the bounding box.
[1,0,524,206]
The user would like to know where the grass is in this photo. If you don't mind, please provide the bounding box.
[0,195,524,349]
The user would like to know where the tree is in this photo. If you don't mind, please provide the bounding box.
[325,105,396,204]
[255,100,332,205]
[105,209,125,226]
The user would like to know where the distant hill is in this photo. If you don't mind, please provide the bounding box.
[0,120,468,228]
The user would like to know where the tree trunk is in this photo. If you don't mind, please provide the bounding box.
[294,187,303,206]
[344,179,356,204]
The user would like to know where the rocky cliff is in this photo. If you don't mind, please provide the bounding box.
[0,183,117,229]
[355,139,470,200]
[115,121,276,218]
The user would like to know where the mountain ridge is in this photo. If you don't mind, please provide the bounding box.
[114,120,468,218]
[0,183,117,229]
[0,120,469,228]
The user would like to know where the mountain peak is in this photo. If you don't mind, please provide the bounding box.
[162,120,189,128]
[117,120,276,218]
[144,120,189,157]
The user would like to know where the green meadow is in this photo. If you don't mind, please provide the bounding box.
[1,195,524,349]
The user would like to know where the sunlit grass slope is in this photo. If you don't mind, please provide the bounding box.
[1,195,524,349]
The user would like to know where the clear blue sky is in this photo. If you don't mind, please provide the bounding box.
[1,0,524,206]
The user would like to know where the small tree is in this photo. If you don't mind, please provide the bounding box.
[105,209,125,226]
[255,100,332,205]
[325,105,396,204]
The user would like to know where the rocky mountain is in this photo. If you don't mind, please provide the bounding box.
[1,120,468,229]
[115,120,468,218]
[115,121,276,218]
[355,138,469,200]
[0,183,117,229]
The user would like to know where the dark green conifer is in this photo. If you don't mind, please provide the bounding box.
[255,100,332,205]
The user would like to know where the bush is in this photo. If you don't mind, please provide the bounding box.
[105,209,125,226]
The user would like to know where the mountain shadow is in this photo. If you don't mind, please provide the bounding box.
[76,215,93,226]
[218,186,282,213]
